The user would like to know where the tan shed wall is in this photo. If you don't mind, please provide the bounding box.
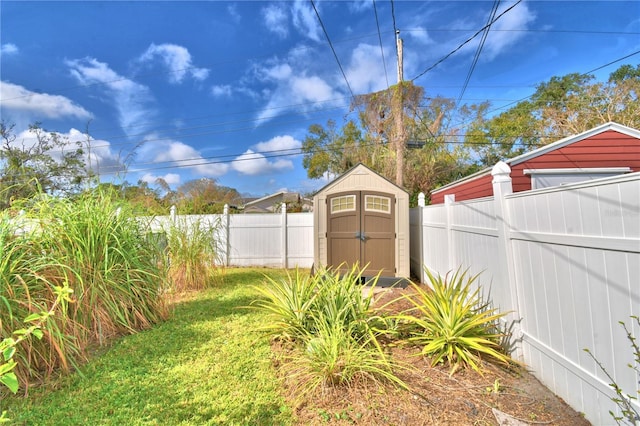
[313,165,410,278]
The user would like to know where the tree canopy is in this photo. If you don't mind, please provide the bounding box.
[0,122,89,210]
[301,64,639,204]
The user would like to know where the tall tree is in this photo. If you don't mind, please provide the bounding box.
[351,81,425,185]
[175,178,241,214]
[301,119,369,180]
[0,122,88,209]
[301,83,470,204]
[463,64,640,167]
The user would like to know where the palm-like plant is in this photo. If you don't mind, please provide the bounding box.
[395,268,511,375]
[251,265,407,396]
[250,268,319,341]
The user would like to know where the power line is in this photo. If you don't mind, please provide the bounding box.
[455,0,500,108]
[403,28,639,36]
[310,0,356,102]
[373,0,390,91]
[411,0,523,82]
[390,0,399,68]
[447,49,640,129]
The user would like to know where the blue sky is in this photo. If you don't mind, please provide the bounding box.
[1,1,639,197]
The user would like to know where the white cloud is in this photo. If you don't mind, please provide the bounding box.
[65,128,125,175]
[136,137,229,178]
[405,26,435,46]
[227,4,241,23]
[1,43,18,55]
[232,149,293,176]
[254,135,301,152]
[266,63,292,80]
[345,43,390,94]
[482,2,536,60]
[140,172,181,186]
[232,135,301,176]
[138,43,209,84]
[211,84,232,97]
[0,81,93,120]
[292,0,322,42]
[66,58,155,135]
[348,1,371,13]
[254,59,341,124]
[12,127,124,176]
[262,4,289,39]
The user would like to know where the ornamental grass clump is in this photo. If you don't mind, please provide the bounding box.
[30,190,169,347]
[0,213,81,387]
[395,268,511,375]
[164,217,223,292]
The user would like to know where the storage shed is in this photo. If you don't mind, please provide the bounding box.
[313,163,410,281]
[431,122,640,204]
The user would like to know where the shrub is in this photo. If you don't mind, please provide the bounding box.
[0,281,73,421]
[250,268,318,341]
[287,319,407,399]
[250,265,380,342]
[251,265,407,397]
[395,268,511,375]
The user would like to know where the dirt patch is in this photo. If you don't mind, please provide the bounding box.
[272,286,590,425]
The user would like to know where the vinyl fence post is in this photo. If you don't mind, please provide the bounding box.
[417,192,426,283]
[281,203,288,269]
[223,204,230,267]
[444,194,456,273]
[491,161,522,360]
[170,205,177,224]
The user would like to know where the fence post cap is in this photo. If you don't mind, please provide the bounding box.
[491,161,512,183]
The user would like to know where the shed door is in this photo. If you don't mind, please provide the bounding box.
[327,191,395,277]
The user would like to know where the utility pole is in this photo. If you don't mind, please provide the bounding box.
[394,30,405,187]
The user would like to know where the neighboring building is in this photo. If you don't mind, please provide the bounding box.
[431,122,640,204]
[242,191,313,213]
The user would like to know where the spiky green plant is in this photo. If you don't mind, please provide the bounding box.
[250,265,381,342]
[251,265,407,397]
[250,268,319,341]
[164,217,223,292]
[311,266,378,339]
[395,268,511,375]
[286,319,408,399]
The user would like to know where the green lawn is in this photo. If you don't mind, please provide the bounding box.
[3,268,294,425]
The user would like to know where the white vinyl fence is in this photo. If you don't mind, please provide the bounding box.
[144,204,314,269]
[410,162,640,425]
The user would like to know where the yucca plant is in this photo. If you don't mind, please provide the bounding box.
[395,268,511,375]
[286,318,408,399]
[164,217,223,292]
[252,265,407,397]
[250,265,382,342]
[250,268,319,341]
